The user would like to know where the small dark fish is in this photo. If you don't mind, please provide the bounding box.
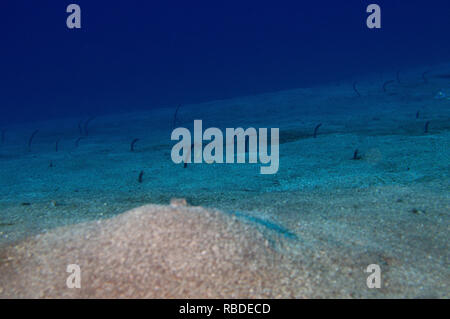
[424,121,430,133]
[130,138,140,152]
[352,81,361,97]
[28,129,39,152]
[313,123,322,138]
[75,136,85,147]
[353,149,362,160]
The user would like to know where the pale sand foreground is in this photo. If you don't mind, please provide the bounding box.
[0,203,306,298]
[0,185,448,299]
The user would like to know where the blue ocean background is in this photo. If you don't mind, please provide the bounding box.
[1,0,450,124]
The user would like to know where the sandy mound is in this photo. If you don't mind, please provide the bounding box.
[0,204,306,298]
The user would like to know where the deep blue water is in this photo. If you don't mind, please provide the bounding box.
[1,0,449,125]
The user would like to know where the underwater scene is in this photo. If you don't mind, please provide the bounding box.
[0,1,449,298]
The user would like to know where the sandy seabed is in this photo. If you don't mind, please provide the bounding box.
[0,64,449,298]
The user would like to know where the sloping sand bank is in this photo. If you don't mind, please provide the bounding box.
[0,204,307,298]
[0,193,448,298]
